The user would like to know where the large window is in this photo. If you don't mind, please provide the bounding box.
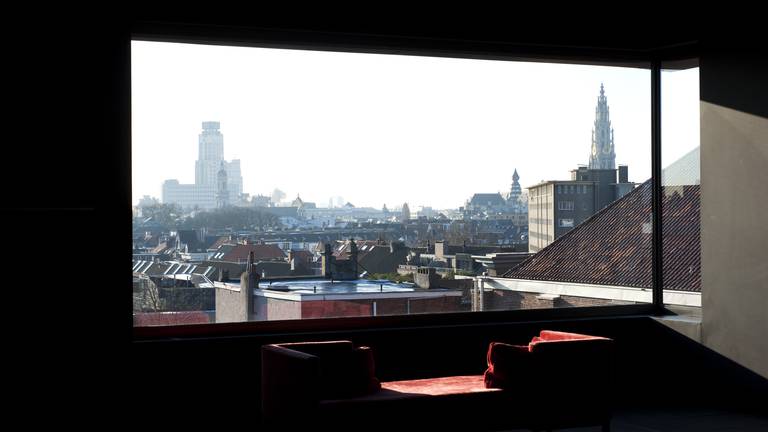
[661,63,701,310]
[131,41,673,327]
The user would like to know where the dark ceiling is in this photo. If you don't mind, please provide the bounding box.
[130,9,703,63]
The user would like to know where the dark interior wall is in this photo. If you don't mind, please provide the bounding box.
[699,36,768,378]
[6,9,132,421]
[134,315,767,427]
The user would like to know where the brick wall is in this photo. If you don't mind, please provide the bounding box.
[301,299,372,319]
[407,296,464,314]
[266,298,302,320]
[485,289,633,311]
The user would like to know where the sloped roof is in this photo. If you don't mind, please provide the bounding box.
[220,243,286,262]
[662,146,700,187]
[208,236,237,251]
[469,193,506,207]
[333,240,381,259]
[202,260,246,280]
[209,244,237,260]
[290,250,314,262]
[503,181,700,292]
[151,241,174,255]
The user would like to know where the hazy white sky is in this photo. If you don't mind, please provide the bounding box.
[132,41,699,209]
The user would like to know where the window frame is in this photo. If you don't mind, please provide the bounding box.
[130,23,686,339]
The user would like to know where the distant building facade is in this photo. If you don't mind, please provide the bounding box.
[462,169,528,227]
[162,121,243,210]
[528,85,634,252]
[401,203,411,222]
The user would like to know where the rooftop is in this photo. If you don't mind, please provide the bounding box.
[264,278,418,295]
[504,180,700,292]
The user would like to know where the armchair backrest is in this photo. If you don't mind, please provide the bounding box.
[528,331,614,405]
[261,340,380,423]
[485,330,614,398]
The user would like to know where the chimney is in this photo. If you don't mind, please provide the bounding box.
[618,165,628,183]
[219,268,230,282]
[247,250,260,289]
[349,238,358,261]
[434,241,446,259]
[321,242,333,278]
[390,241,403,254]
[237,250,260,321]
[349,238,359,277]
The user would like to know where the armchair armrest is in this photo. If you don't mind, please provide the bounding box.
[261,344,321,421]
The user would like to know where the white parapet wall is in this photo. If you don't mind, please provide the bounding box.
[478,276,701,307]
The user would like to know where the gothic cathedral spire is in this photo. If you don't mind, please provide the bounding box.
[589,83,616,170]
[508,168,522,202]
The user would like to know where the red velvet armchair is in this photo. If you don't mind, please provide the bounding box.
[261,331,614,431]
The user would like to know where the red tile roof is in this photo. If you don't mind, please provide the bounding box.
[221,244,286,262]
[503,181,700,292]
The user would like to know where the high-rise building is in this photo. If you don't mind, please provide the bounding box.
[162,121,244,210]
[195,121,225,186]
[528,85,634,252]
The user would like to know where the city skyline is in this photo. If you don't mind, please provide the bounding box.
[132,41,699,209]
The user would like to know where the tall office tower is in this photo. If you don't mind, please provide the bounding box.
[195,121,225,186]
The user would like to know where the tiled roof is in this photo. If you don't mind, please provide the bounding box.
[331,240,408,273]
[503,181,700,292]
[221,244,286,262]
[290,250,314,263]
[210,244,236,260]
[151,241,173,255]
[208,236,237,251]
[469,193,506,206]
[202,261,246,280]
[333,240,381,259]
[662,146,700,187]
[132,261,217,279]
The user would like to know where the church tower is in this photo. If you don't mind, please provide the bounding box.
[216,161,229,208]
[401,203,411,222]
[508,168,522,203]
[589,83,616,170]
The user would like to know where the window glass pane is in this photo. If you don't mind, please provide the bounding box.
[132,41,652,326]
[661,64,701,313]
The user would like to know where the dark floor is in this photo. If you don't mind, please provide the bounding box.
[505,408,768,431]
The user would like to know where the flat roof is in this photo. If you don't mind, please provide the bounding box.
[527,180,596,189]
[264,278,416,294]
[255,279,462,301]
